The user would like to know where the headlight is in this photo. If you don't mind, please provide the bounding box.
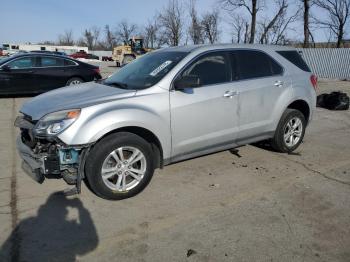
[34,109,81,136]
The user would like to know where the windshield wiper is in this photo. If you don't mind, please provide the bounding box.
[104,81,128,89]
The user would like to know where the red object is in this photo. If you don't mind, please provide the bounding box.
[69,51,88,59]
[0,49,3,56]
[310,74,318,90]
[93,68,100,74]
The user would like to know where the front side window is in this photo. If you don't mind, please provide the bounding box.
[40,57,64,67]
[234,50,283,80]
[104,51,188,90]
[7,57,35,69]
[181,52,230,86]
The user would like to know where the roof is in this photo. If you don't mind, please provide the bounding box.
[159,43,296,53]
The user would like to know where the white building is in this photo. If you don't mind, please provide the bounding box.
[2,43,88,55]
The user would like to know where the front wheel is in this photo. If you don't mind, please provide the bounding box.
[271,109,306,153]
[85,132,155,200]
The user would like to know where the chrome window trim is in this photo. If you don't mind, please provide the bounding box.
[171,48,285,90]
[1,55,79,70]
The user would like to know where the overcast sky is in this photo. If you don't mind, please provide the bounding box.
[0,0,340,45]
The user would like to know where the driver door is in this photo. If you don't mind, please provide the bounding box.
[170,51,239,159]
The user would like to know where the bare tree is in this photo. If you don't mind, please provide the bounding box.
[270,8,300,44]
[188,0,204,44]
[221,0,262,43]
[259,0,288,44]
[301,0,311,47]
[92,26,100,48]
[202,10,220,44]
[82,27,100,50]
[158,0,184,46]
[83,29,94,50]
[144,19,160,48]
[313,0,350,48]
[104,25,116,50]
[117,20,137,44]
[229,14,249,43]
[58,29,74,45]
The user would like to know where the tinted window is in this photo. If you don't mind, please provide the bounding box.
[277,51,311,72]
[7,57,35,69]
[41,57,64,67]
[234,50,283,80]
[182,52,230,86]
[64,59,76,66]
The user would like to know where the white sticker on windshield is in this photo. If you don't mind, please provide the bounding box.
[150,60,172,76]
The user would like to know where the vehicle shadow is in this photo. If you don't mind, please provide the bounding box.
[0,192,98,262]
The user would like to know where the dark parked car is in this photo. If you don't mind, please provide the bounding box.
[0,53,101,95]
[69,51,99,60]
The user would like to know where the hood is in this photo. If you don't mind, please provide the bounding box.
[20,82,136,120]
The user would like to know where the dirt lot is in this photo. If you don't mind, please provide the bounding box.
[0,75,349,261]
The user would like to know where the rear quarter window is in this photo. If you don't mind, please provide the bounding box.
[277,51,311,72]
[64,59,77,66]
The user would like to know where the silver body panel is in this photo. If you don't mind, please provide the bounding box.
[19,44,316,163]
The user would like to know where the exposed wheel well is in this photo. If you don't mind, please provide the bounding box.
[287,100,310,123]
[98,126,164,169]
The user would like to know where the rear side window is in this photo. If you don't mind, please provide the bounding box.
[40,57,64,67]
[233,50,283,80]
[182,52,230,86]
[277,51,311,72]
[64,59,76,66]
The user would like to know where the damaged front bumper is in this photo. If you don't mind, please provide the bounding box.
[15,115,90,194]
[16,136,47,183]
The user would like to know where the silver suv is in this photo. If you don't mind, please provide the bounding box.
[15,44,317,200]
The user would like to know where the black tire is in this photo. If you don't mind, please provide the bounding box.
[271,109,306,153]
[85,132,155,200]
[66,77,83,86]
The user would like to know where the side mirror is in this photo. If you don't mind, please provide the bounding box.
[174,75,201,90]
[1,65,10,71]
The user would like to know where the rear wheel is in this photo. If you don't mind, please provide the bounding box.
[85,132,155,200]
[66,77,83,86]
[271,109,306,153]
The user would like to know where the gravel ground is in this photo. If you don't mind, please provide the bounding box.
[0,75,349,262]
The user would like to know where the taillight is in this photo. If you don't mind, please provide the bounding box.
[93,68,100,75]
[310,74,318,90]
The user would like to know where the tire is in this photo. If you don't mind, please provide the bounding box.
[66,77,83,86]
[85,132,155,200]
[271,109,306,153]
[122,55,135,65]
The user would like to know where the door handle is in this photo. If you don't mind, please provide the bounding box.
[223,90,238,98]
[274,80,284,87]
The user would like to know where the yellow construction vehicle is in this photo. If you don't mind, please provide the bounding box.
[112,37,151,67]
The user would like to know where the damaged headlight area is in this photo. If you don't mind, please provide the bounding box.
[15,112,89,194]
[34,109,81,136]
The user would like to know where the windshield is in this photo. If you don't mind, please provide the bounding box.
[104,51,188,90]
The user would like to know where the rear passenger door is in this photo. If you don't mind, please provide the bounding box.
[230,50,289,141]
[34,56,68,91]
